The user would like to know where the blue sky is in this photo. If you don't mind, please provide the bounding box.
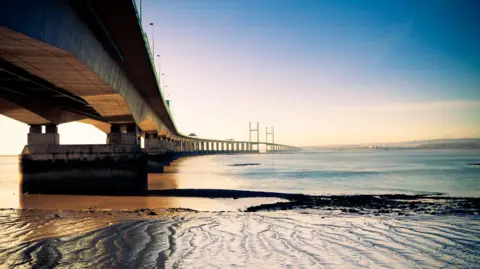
[136,0,480,143]
[1,0,479,153]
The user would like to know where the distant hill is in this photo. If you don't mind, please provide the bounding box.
[308,138,480,150]
[416,142,480,149]
[379,138,480,147]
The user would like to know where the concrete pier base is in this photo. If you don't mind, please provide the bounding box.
[20,144,147,195]
[146,153,169,173]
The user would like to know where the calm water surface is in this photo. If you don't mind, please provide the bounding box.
[0,149,479,210]
[152,149,480,197]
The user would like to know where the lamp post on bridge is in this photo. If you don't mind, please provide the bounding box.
[149,23,155,58]
[162,74,167,98]
[165,85,170,108]
[156,55,161,81]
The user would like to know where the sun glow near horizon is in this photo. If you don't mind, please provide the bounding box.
[1,97,479,154]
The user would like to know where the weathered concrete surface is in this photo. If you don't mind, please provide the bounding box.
[0,99,51,125]
[0,0,171,136]
[20,145,147,195]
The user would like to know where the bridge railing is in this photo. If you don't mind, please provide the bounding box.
[130,1,177,121]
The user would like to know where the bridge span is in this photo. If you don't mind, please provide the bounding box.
[0,0,299,195]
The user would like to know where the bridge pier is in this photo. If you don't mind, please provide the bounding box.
[144,132,169,173]
[20,123,148,196]
[27,124,60,146]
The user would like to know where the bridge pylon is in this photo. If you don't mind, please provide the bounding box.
[249,122,260,152]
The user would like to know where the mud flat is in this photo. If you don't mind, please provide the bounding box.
[0,207,478,268]
[149,189,480,216]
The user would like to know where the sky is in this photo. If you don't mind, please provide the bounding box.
[1,0,480,153]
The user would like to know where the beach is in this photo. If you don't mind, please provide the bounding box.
[0,208,478,268]
[0,150,479,268]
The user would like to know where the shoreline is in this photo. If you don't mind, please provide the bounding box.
[9,189,480,215]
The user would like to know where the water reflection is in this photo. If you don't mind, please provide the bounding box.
[18,193,273,211]
[149,156,245,191]
[0,155,276,212]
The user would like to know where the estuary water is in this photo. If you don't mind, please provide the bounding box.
[162,149,480,197]
[0,149,479,210]
[0,149,479,268]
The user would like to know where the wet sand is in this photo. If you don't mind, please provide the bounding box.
[0,209,478,268]
[1,191,479,268]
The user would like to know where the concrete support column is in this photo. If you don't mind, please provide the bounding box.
[144,132,161,153]
[173,140,178,152]
[172,140,178,152]
[175,140,181,152]
[164,138,171,151]
[107,123,139,146]
[27,124,60,145]
[159,137,166,150]
[176,140,182,152]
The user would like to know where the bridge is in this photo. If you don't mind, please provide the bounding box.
[0,0,300,195]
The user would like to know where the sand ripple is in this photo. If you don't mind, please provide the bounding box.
[0,211,478,268]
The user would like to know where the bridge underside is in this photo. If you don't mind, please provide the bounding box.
[0,26,141,132]
[0,0,299,196]
[0,0,172,136]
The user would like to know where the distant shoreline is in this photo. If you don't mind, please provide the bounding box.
[308,138,480,150]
